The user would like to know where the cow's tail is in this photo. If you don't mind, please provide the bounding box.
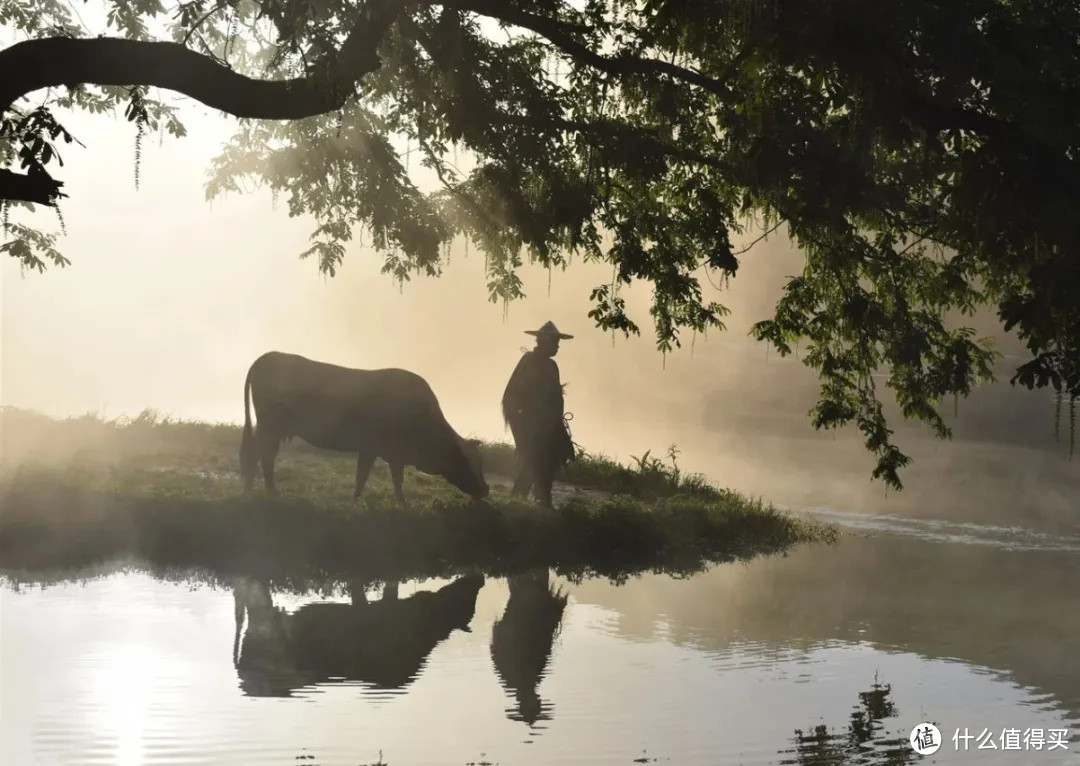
[239,366,258,491]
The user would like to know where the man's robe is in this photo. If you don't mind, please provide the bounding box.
[502,350,572,466]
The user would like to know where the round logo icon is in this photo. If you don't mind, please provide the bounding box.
[910,723,942,755]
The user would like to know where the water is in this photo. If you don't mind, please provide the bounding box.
[3,512,1080,765]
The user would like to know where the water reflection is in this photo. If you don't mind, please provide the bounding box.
[490,569,568,726]
[232,574,484,697]
[569,527,1080,725]
[778,679,915,765]
[3,519,1079,765]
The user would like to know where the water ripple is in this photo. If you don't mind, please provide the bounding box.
[6,565,1080,765]
[801,506,1080,551]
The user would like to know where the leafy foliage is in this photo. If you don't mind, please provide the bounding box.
[0,219,70,271]
[3,0,1080,487]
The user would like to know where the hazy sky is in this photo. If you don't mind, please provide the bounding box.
[0,101,792,444]
[2,93,1074,521]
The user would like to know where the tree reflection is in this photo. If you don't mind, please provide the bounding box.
[779,677,917,765]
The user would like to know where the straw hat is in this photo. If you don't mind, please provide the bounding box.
[524,321,574,340]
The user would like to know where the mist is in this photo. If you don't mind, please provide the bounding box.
[2,102,1075,532]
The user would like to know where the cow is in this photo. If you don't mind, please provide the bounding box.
[239,351,489,502]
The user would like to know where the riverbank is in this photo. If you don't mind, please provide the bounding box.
[0,408,836,585]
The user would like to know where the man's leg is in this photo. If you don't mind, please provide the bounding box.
[511,427,540,497]
[509,421,532,496]
[533,440,557,509]
[533,458,557,509]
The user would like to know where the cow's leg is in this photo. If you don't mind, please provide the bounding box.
[240,427,258,494]
[232,586,246,667]
[389,462,406,504]
[354,452,376,501]
[383,581,399,601]
[511,456,536,498]
[256,429,281,495]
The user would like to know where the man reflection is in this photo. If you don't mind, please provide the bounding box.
[490,569,568,726]
[233,574,484,696]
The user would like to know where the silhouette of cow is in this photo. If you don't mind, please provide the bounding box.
[240,351,488,502]
[233,574,485,696]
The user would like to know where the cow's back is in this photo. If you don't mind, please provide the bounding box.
[247,352,450,453]
[286,575,484,688]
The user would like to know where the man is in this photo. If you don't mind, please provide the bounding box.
[501,320,576,508]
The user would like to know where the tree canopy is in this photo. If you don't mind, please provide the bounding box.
[3,0,1080,489]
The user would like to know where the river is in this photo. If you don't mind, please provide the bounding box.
[3,511,1079,765]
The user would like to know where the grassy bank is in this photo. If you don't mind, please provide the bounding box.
[1,407,724,500]
[0,408,836,587]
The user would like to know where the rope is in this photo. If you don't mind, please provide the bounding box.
[563,411,583,460]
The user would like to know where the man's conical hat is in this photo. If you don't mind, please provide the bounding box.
[525,320,574,340]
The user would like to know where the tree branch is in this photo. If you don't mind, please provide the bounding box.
[0,169,66,205]
[0,0,404,120]
[182,2,229,47]
[458,0,1074,186]
[402,13,730,183]
[445,0,736,102]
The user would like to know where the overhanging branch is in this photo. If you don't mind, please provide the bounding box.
[445,0,736,102]
[0,0,404,120]
[403,15,733,180]
[455,0,1072,175]
[0,169,66,206]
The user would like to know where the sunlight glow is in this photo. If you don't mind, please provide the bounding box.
[96,643,156,766]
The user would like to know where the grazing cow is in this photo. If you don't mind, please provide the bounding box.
[240,351,488,501]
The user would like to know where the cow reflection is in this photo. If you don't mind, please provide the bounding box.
[233,574,484,697]
[490,569,568,725]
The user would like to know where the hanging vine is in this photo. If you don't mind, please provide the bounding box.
[134,120,145,189]
[225,9,237,62]
[1054,390,1062,443]
[1070,395,1076,459]
[124,87,151,191]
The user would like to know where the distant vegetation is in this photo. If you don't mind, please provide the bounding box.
[0,407,835,588]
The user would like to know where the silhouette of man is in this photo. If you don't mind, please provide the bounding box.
[490,569,567,726]
[502,321,576,508]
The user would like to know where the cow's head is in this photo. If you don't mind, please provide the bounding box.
[445,573,486,632]
[449,436,489,500]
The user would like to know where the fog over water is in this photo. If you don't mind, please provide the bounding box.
[2,103,1076,530]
